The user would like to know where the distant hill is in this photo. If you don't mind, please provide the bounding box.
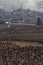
[0,9,43,24]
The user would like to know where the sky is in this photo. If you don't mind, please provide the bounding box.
[0,0,43,12]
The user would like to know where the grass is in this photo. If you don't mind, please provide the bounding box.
[0,41,43,49]
[15,42,43,47]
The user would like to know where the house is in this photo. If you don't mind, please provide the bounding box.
[25,20,32,24]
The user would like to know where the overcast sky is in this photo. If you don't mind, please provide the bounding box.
[0,0,43,12]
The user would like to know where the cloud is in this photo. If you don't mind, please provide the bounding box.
[0,0,43,12]
[35,0,43,12]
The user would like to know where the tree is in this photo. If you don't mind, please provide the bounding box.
[37,17,42,25]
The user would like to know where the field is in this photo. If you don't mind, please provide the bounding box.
[0,24,43,43]
[0,24,43,65]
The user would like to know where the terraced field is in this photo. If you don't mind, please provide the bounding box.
[0,25,43,43]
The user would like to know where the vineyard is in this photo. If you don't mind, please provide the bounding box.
[0,25,43,43]
[0,25,43,65]
[0,44,43,65]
